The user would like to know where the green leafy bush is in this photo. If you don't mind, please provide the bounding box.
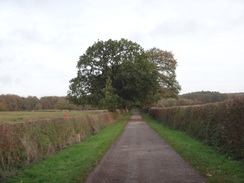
[148,98,244,159]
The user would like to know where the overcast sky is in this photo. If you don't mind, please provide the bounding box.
[0,0,244,98]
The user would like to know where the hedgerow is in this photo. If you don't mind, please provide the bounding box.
[0,111,124,174]
[148,98,244,159]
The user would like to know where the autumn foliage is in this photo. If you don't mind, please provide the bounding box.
[148,98,244,159]
[0,95,79,111]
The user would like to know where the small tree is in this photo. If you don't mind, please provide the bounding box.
[100,77,119,111]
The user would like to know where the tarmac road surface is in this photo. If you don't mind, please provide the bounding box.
[85,112,207,183]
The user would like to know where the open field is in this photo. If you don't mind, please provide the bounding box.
[0,110,105,123]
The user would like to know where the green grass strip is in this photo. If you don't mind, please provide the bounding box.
[142,114,244,183]
[6,114,130,183]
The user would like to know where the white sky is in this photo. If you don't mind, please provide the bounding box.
[0,0,244,98]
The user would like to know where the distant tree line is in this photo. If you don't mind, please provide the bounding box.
[0,95,86,111]
[180,91,244,104]
[156,91,244,107]
[2,91,242,111]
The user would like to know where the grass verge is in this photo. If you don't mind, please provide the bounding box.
[142,114,244,183]
[5,114,130,183]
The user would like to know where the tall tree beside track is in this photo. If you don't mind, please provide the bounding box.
[68,39,181,110]
[146,48,181,98]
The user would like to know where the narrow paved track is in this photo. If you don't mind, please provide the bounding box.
[85,113,207,183]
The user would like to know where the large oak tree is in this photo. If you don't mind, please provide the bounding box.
[68,39,180,110]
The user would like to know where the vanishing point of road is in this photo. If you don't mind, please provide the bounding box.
[85,112,207,183]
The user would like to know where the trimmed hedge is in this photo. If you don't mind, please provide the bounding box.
[148,98,244,159]
[0,111,124,172]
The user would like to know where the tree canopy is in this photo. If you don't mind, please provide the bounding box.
[68,39,180,110]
